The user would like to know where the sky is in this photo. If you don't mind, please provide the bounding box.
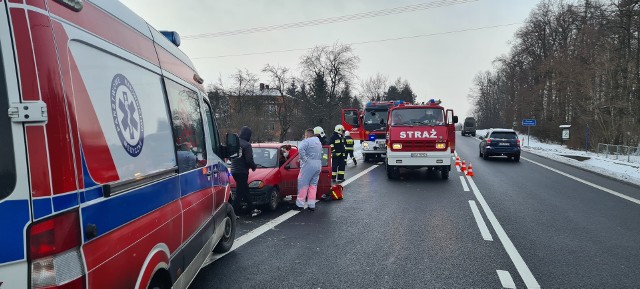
[119,0,540,118]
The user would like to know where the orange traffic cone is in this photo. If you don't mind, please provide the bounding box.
[461,160,467,172]
[455,156,461,167]
[466,162,474,176]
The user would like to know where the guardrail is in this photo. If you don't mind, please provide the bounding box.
[596,143,640,163]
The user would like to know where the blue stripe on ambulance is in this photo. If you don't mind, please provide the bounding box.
[32,198,53,220]
[0,200,30,263]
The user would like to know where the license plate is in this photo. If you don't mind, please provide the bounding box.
[411,153,428,157]
[499,142,509,146]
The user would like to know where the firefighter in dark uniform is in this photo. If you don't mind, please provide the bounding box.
[330,124,346,182]
[344,130,357,166]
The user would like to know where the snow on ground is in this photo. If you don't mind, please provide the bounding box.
[475,129,640,186]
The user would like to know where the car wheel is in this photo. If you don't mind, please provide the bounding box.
[514,155,520,162]
[479,150,483,158]
[483,152,489,160]
[266,188,280,211]
[213,208,236,253]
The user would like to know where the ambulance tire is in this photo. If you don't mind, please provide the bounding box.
[148,271,171,289]
[213,207,236,253]
[266,187,280,211]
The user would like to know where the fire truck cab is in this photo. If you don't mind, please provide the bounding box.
[385,99,458,180]
[341,100,406,162]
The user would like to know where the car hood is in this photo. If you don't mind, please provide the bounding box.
[230,167,278,188]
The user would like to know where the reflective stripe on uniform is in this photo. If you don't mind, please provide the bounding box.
[334,139,341,143]
[338,171,345,175]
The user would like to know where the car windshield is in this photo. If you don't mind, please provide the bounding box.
[490,132,517,139]
[391,108,444,126]
[252,148,279,168]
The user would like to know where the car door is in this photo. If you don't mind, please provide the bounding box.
[316,146,332,199]
[280,154,301,197]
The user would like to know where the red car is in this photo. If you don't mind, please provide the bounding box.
[230,143,333,210]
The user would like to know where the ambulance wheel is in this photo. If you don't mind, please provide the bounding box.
[266,188,280,211]
[213,208,236,253]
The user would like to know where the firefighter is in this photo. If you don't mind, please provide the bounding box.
[329,124,346,182]
[313,126,328,145]
[344,131,357,166]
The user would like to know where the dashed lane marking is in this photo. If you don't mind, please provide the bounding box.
[466,176,540,289]
[202,164,380,267]
[460,176,470,191]
[496,270,517,289]
[523,156,640,206]
[469,200,493,241]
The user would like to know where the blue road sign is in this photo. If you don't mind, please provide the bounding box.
[522,119,537,126]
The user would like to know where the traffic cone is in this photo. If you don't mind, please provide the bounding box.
[455,156,461,167]
[466,162,474,176]
[461,160,467,172]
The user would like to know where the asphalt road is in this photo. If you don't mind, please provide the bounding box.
[190,133,640,288]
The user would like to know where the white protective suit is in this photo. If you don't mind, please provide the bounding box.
[296,136,323,209]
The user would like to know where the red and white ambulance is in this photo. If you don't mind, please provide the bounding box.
[385,99,458,180]
[0,1,240,288]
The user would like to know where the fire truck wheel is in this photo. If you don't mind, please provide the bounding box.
[363,155,370,162]
[213,207,237,253]
[441,168,449,180]
[386,163,399,180]
[266,188,280,211]
[148,271,171,289]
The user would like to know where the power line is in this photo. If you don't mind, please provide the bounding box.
[191,23,522,60]
[182,0,478,40]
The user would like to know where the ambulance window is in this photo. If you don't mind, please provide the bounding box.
[203,101,220,157]
[0,48,16,200]
[165,79,207,173]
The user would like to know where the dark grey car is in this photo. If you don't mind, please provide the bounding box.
[479,129,521,161]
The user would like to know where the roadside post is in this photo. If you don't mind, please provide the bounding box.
[560,124,571,146]
[521,119,537,147]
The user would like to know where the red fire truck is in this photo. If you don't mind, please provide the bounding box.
[385,99,458,180]
[341,100,407,162]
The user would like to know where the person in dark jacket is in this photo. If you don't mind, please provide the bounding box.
[313,126,328,145]
[329,124,346,182]
[231,126,259,217]
[344,131,357,166]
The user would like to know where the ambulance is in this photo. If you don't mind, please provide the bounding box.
[0,1,240,288]
[385,99,458,180]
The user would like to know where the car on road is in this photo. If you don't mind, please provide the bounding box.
[479,128,521,161]
[231,143,332,210]
[461,117,476,136]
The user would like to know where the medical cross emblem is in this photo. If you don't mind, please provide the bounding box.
[111,74,144,157]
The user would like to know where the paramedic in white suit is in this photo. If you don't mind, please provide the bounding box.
[295,128,322,211]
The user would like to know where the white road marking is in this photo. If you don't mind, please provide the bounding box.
[203,210,300,266]
[202,164,379,267]
[460,176,470,191]
[466,176,540,289]
[468,200,492,241]
[496,270,517,289]
[341,165,379,187]
[523,156,640,206]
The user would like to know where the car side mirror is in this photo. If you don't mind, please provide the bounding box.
[453,116,459,124]
[224,133,240,158]
[478,136,484,140]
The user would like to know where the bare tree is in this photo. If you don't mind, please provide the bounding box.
[300,43,360,102]
[360,73,388,101]
[262,64,296,142]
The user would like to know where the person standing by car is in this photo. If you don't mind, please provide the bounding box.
[330,124,346,182]
[231,126,259,217]
[343,131,357,166]
[295,128,323,211]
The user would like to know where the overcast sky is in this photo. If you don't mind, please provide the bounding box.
[119,0,539,117]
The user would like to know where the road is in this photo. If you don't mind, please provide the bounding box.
[189,132,640,288]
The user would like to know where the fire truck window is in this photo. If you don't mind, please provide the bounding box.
[344,110,359,127]
[165,79,207,173]
[0,47,16,201]
[392,108,444,126]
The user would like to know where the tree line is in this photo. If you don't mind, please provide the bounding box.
[469,0,640,149]
[207,43,417,142]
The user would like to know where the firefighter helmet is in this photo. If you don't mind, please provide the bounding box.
[334,124,345,133]
[344,131,350,137]
[313,126,325,137]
